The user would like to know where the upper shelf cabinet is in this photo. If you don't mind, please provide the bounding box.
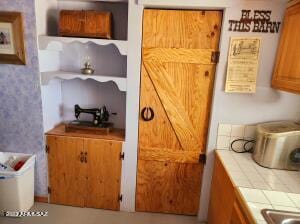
[272,1,300,94]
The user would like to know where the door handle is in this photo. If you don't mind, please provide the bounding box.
[80,152,84,163]
[84,152,88,163]
[141,107,154,121]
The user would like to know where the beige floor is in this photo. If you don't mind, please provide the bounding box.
[0,203,203,224]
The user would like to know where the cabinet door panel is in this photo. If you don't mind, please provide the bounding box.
[85,139,122,210]
[231,201,248,224]
[136,160,203,215]
[272,2,300,93]
[47,135,86,207]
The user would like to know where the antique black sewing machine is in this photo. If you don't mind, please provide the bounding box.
[74,104,110,126]
[71,104,117,127]
[65,104,116,134]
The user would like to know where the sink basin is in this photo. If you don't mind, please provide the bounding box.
[262,209,300,224]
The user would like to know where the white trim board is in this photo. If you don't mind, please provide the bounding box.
[138,0,231,9]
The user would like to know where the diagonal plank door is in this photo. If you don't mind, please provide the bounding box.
[136,9,222,215]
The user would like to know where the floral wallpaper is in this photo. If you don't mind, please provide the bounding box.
[0,0,47,195]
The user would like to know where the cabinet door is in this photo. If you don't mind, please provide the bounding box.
[272,2,300,94]
[231,201,248,224]
[85,139,122,210]
[208,153,235,224]
[136,9,222,215]
[47,135,86,207]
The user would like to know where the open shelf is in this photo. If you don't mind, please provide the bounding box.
[41,71,127,91]
[39,35,128,55]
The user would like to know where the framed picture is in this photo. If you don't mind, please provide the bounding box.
[0,12,26,65]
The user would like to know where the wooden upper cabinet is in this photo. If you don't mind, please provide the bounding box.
[47,135,122,211]
[272,2,300,94]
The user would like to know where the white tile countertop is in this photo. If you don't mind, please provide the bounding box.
[216,150,300,224]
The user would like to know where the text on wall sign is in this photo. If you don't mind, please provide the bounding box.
[229,10,281,33]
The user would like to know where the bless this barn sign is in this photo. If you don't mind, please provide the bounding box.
[229,10,281,33]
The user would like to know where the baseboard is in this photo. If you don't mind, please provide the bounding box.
[34,195,48,203]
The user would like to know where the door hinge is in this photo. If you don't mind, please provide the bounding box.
[45,145,50,153]
[199,154,206,164]
[118,194,123,202]
[211,51,220,63]
[120,152,125,160]
[48,187,51,194]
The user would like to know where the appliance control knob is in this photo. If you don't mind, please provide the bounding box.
[290,148,300,164]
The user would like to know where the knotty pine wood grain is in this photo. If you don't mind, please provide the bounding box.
[164,63,216,151]
[136,160,203,215]
[142,9,222,49]
[47,135,86,207]
[143,60,202,152]
[139,147,201,163]
[137,9,222,215]
[139,64,182,151]
[143,48,215,64]
[85,138,122,210]
[272,2,300,94]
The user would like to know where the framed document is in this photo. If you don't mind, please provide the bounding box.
[225,37,261,93]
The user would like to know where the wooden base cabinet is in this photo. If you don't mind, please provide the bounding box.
[272,1,300,94]
[208,153,255,224]
[47,135,122,210]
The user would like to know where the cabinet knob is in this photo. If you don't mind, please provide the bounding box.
[84,152,88,163]
[80,152,84,163]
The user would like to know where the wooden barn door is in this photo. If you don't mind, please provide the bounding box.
[136,9,222,215]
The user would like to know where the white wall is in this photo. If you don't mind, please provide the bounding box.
[199,0,300,221]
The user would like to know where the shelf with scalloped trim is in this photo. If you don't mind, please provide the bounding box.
[41,71,127,92]
[38,35,128,56]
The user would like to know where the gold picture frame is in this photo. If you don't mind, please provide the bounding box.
[0,11,26,65]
